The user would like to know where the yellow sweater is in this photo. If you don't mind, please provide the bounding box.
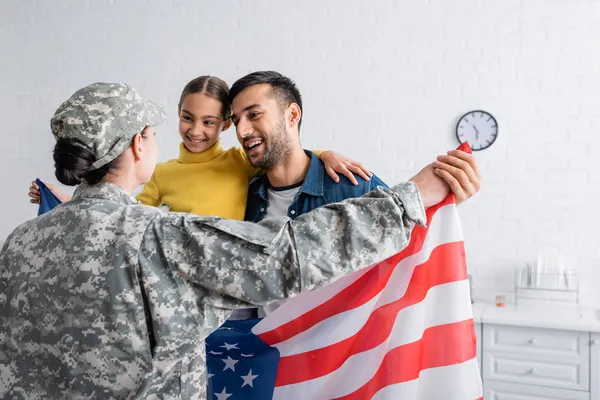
[136,141,259,220]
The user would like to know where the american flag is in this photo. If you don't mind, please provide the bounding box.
[31,129,480,398]
[206,191,483,399]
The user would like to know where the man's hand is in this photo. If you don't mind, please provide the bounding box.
[320,150,373,185]
[432,149,481,205]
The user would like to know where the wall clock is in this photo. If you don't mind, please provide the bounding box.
[456,110,498,151]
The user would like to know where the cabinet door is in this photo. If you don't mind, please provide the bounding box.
[484,381,589,400]
[591,332,600,400]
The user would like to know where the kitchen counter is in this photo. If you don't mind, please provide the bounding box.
[472,302,600,333]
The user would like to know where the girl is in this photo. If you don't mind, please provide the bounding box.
[30,76,371,220]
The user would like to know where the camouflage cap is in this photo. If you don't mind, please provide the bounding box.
[50,82,166,170]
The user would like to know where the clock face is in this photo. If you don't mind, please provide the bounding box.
[456,110,498,151]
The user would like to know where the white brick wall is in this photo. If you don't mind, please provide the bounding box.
[1,0,599,304]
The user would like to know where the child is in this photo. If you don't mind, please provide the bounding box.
[30,76,372,219]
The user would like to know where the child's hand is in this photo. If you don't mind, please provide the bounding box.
[28,181,41,204]
[320,151,373,185]
[29,180,72,204]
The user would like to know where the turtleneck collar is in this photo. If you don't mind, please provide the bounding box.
[178,141,224,164]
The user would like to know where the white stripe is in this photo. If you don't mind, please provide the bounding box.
[253,203,461,336]
[256,266,373,326]
[371,359,483,400]
[264,204,464,355]
[272,280,475,399]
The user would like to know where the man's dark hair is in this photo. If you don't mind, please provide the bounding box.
[229,71,303,130]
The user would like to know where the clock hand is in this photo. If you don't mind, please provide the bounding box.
[471,124,480,140]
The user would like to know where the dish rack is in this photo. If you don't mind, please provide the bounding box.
[514,266,579,305]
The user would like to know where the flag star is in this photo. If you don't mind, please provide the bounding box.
[208,350,223,355]
[241,353,254,358]
[221,356,239,372]
[220,342,239,351]
[241,369,259,388]
[218,327,234,331]
[214,387,232,400]
[207,371,214,380]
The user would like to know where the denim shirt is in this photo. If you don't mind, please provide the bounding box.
[245,151,389,222]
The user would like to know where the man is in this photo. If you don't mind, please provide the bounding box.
[229,71,480,222]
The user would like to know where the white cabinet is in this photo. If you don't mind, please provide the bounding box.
[481,324,594,399]
[483,325,589,391]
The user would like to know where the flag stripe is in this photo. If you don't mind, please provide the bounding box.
[334,320,477,400]
[271,279,474,398]
[367,359,482,400]
[273,236,465,359]
[274,241,467,386]
[254,200,460,343]
[268,211,464,356]
[259,266,373,321]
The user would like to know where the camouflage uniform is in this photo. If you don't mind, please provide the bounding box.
[0,83,426,399]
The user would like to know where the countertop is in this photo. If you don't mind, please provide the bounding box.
[472,302,600,333]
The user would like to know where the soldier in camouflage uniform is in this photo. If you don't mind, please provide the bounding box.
[0,82,450,399]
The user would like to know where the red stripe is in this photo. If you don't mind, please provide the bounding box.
[274,241,467,386]
[333,319,477,400]
[259,196,456,347]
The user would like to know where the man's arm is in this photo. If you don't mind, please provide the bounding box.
[144,181,425,308]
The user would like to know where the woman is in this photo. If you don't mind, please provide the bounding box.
[0,82,428,399]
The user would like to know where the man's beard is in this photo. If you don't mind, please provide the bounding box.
[249,117,292,170]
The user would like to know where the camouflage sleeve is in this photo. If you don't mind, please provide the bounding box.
[0,233,12,257]
[291,181,425,292]
[143,181,425,308]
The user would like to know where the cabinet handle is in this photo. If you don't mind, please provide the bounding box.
[592,339,599,345]
[527,368,537,375]
[529,338,537,345]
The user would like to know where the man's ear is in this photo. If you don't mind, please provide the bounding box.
[131,133,144,162]
[222,118,232,132]
[287,103,302,128]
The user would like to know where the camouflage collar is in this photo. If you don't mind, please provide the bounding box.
[72,181,140,205]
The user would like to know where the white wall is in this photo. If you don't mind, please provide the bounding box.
[2,0,599,304]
